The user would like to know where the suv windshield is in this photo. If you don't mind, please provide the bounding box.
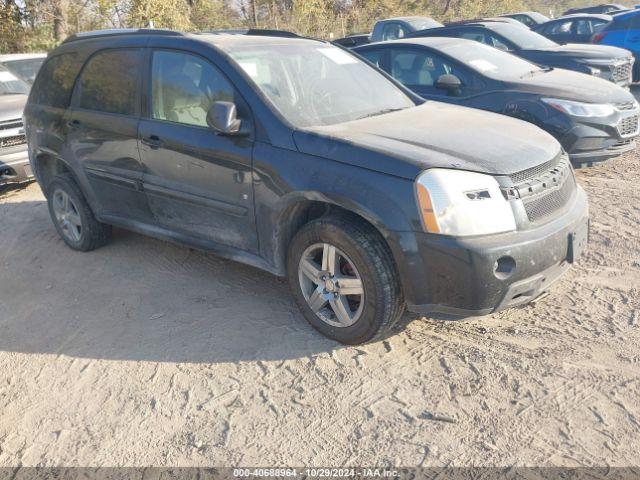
[0,66,30,95]
[492,23,557,49]
[443,41,545,79]
[226,42,415,128]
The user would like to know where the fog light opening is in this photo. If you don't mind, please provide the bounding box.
[494,256,516,280]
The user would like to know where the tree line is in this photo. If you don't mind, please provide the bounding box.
[0,0,634,53]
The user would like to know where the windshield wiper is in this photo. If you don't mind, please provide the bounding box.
[356,108,405,120]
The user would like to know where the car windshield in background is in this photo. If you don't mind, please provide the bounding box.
[443,42,545,79]
[4,58,45,84]
[407,18,443,30]
[226,43,415,128]
[493,23,558,49]
[528,12,550,24]
[0,67,30,95]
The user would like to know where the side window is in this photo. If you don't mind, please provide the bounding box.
[359,49,385,69]
[460,31,511,51]
[382,23,405,41]
[151,50,234,128]
[548,21,573,34]
[30,53,83,108]
[78,49,141,115]
[518,16,535,28]
[389,48,468,89]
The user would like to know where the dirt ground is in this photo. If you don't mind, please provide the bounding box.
[0,145,639,468]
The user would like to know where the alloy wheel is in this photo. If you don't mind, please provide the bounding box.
[52,189,82,243]
[298,243,365,328]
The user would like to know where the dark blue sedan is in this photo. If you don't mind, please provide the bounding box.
[355,37,639,167]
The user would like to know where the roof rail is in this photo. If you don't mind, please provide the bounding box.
[62,28,185,44]
[202,28,300,38]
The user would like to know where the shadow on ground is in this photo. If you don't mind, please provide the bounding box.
[0,194,411,364]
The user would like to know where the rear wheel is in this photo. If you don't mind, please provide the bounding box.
[287,215,404,344]
[46,174,112,251]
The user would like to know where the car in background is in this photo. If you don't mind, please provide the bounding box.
[408,21,635,87]
[500,11,550,28]
[592,8,640,79]
[447,17,529,28]
[355,37,639,167]
[564,3,628,15]
[333,33,371,48]
[0,65,32,186]
[0,53,46,84]
[370,16,443,41]
[534,14,612,44]
[24,29,589,344]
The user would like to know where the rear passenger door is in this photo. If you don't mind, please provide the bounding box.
[66,48,152,222]
[138,49,257,253]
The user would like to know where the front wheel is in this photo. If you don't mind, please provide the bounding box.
[287,215,404,345]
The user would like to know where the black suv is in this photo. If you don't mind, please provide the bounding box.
[24,29,589,344]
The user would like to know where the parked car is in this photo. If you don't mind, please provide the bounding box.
[0,53,46,84]
[370,16,443,42]
[499,12,550,28]
[408,21,635,87]
[25,29,589,344]
[534,14,612,44]
[447,17,529,28]
[0,65,32,186]
[355,37,639,167]
[333,33,371,48]
[564,4,628,15]
[592,8,640,79]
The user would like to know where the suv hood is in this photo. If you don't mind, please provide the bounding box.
[0,94,27,122]
[522,43,631,61]
[293,102,561,180]
[506,67,635,103]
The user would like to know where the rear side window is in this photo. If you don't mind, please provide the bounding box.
[30,53,83,108]
[78,49,141,116]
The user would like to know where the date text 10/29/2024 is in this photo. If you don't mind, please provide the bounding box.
[233,468,400,478]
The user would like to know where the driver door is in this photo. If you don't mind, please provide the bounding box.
[138,49,258,252]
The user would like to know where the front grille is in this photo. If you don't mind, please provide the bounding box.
[0,119,22,131]
[523,174,576,223]
[0,134,26,149]
[612,61,633,83]
[508,154,561,185]
[618,115,639,137]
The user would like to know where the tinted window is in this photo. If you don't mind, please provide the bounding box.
[490,23,557,49]
[30,53,82,108]
[460,30,512,51]
[78,49,141,115]
[382,23,406,40]
[390,49,467,87]
[547,21,572,34]
[152,51,234,128]
[359,49,384,68]
[514,15,535,28]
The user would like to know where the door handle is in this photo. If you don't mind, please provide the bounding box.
[141,134,163,149]
[67,119,81,129]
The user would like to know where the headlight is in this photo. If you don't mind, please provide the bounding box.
[415,169,516,237]
[541,98,615,117]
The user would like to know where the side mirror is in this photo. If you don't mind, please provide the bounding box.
[435,74,462,96]
[207,101,242,135]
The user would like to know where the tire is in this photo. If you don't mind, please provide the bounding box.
[46,173,112,252]
[287,214,404,345]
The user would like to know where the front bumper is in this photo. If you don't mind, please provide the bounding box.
[0,146,32,185]
[562,108,639,167]
[400,186,589,318]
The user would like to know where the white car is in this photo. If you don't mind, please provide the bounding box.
[0,53,46,84]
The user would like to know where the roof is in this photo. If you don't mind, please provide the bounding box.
[384,16,437,22]
[0,53,47,62]
[554,13,613,20]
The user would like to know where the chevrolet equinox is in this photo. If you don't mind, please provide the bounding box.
[24,29,589,345]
